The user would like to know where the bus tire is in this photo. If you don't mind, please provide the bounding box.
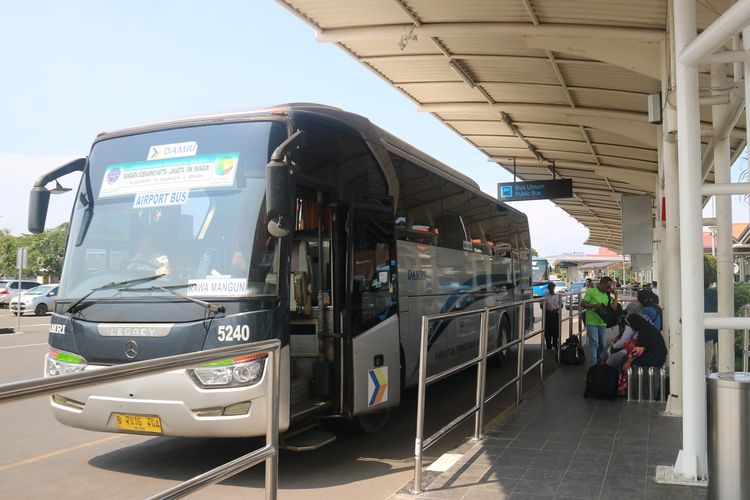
[490,316,512,367]
[352,409,391,434]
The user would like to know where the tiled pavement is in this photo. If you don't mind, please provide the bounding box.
[392,360,707,500]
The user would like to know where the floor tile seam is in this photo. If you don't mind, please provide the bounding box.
[597,405,621,499]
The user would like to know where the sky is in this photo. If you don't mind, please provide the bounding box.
[0,1,747,257]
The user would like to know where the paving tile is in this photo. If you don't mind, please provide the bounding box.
[555,472,605,499]
[417,484,474,499]
[542,441,577,453]
[522,467,565,482]
[484,464,528,480]
[503,447,542,460]
[509,492,555,500]
[508,438,547,450]
[512,478,561,496]
[529,457,571,472]
[566,459,608,475]
[469,486,517,499]
[478,476,520,492]
[645,481,707,500]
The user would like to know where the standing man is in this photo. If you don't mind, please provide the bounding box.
[581,276,619,365]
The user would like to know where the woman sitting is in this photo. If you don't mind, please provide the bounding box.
[621,313,668,372]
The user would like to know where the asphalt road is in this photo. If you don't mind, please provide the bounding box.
[0,307,580,499]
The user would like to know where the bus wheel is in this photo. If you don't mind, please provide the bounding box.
[490,317,512,367]
[352,409,391,434]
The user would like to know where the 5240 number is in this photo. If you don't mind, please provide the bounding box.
[217,325,251,342]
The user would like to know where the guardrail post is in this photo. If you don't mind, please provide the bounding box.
[539,301,545,384]
[412,316,430,495]
[648,366,656,402]
[516,304,525,406]
[568,292,573,341]
[265,347,281,500]
[474,309,489,440]
[556,295,563,364]
[627,367,634,401]
[637,367,644,402]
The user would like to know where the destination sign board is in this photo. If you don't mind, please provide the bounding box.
[497,179,573,202]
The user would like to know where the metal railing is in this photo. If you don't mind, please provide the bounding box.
[557,291,585,364]
[0,339,282,500]
[743,305,750,372]
[412,296,547,494]
[626,366,668,402]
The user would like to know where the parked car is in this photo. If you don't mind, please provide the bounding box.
[566,281,587,309]
[9,284,59,316]
[553,280,568,294]
[0,280,41,307]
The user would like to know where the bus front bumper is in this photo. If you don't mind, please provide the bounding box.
[48,358,289,438]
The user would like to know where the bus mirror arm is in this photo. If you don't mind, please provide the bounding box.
[28,157,86,234]
[266,130,305,238]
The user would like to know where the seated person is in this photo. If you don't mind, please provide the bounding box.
[622,313,668,371]
[606,301,643,369]
[127,237,171,275]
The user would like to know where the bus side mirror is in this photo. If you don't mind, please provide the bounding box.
[266,159,292,238]
[28,187,51,234]
[28,157,87,234]
[265,130,305,238]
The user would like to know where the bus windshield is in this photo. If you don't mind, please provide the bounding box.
[59,120,287,300]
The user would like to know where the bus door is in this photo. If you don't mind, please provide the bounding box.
[341,194,400,416]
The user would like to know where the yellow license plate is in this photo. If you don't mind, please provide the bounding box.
[114,413,162,434]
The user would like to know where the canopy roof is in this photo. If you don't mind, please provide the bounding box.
[278,0,746,251]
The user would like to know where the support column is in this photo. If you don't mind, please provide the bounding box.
[662,35,683,416]
[712,64,735,373]
[673,0,707,480]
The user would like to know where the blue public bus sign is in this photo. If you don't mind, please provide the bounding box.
[497,179,573,202]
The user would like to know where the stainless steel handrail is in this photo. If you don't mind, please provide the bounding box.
[412,296,546,495]
[0,340,282,500]
[743,305,750,372]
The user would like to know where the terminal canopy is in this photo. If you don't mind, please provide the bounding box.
[278,0,745,251]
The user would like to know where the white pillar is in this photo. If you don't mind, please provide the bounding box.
[662,34,683,416]
[673,0,708,480]
[711,64,735,373]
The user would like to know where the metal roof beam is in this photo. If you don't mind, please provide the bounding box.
[490,158,657,176]
[317,23,665,44]
[420,102,649,123]
[524,36,661,79]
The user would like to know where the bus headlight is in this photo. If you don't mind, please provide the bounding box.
[45,349,87,377]
[188,353,266,388]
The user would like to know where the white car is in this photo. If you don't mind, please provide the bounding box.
[553,280,568,293]
[9,284,59,316]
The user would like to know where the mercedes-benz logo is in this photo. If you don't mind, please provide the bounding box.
[124,340,138,359]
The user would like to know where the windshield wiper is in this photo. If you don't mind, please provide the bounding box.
[66,274,166,313]
[119,284,225,314]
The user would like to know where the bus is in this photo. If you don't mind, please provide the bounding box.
[531,258,550,297]
[29,103,532,442]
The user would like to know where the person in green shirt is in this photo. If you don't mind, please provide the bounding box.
[581,276,619,365]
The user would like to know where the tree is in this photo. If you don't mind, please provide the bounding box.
[531,248,539,257]
[27,223,68,280]
[704,254,717,285]
[0,229,19,277]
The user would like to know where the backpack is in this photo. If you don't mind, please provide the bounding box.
[584,363,619,399]
[560,335,585,365]
[595,294,623,328]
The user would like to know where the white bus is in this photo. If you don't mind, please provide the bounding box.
[30,103,532,443]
